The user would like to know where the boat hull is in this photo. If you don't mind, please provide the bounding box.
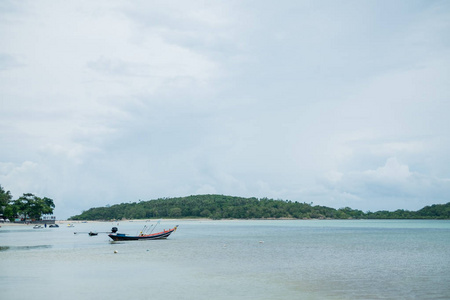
[108,226,177,241]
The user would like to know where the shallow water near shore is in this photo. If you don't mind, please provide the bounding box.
[1,219,450,299]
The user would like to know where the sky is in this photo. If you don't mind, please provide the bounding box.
[1,0,449,219]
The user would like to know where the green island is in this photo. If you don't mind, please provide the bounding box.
[69,194,450,220]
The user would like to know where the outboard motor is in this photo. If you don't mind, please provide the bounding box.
[111,227,118,233]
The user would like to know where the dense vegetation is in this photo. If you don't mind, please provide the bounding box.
[0,185,55,221]
[69,194,450,220]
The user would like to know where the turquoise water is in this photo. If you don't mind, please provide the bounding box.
[1,220,449,299]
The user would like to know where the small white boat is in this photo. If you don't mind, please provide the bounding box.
[33,225,43,229]
[67,224,74,227]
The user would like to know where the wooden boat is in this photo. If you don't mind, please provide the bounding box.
[88,232,98,236]
[108,225,178,241]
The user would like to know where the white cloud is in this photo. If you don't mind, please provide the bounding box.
[1,0,449,218]
[0,53,22,70]
[195,184,217,195]
[325,171,344,184]
[0,161,40,196]
[320,157,450,211]
[364,158,412,181]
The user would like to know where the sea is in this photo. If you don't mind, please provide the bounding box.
[1,219,449,300]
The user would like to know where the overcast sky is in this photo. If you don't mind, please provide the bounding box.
[1,0,449,219]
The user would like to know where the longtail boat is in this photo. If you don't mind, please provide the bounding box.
[108,225,178,241]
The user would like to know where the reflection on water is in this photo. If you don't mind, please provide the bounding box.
[0,245,52,251]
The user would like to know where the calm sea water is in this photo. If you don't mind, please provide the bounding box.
[1,219,449,299]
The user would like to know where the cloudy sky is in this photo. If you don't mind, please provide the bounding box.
[1,0,449,219]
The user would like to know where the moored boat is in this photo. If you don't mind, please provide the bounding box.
[108,225,178,241]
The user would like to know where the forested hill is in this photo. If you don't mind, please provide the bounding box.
[68,195,450,220]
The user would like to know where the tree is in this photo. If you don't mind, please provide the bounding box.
[13,193,55,220]
[0,185,13,219]
[169,207,182,217]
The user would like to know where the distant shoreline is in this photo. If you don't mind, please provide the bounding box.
[2,217,449,227]
[0,218,210,226]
